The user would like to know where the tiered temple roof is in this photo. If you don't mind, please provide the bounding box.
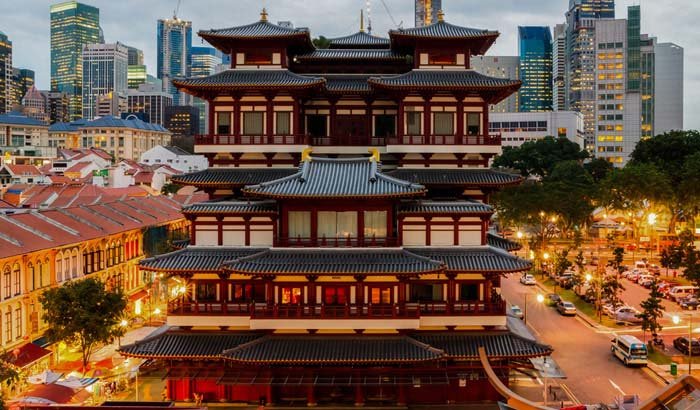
[327,31,391,49]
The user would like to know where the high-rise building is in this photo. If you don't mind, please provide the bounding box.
[126,45,144,66]
[11,68,35,109]
[127,83,173,126]
[157,17,192,106]
[50,1,101,120]
[96,92,127,118]
[164,105,199,138]
[46,91,70,124]
[415,0,442,28]
[565,0,615,150]
[552,24,567,111]
[518,26,553,112]
[654,42,683,134]
[21,86,48,122]
[81,42,128,120]
[191,47,223,134]
[0,31,12,114]
[128,65,148,89]
[471,56,520,113]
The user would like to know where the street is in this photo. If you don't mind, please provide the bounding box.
[503,274,665,405]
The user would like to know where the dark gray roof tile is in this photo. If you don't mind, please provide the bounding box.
[407,247,531,273]
[399,200,493,215]
[171,168,297,187]
[139,247,265,273]
[369,70,521,90]
[173,70,324,90]
[411,332,552,359]
[119,331,259,359]
[390,21,498,39]
[487,233,522,252]
[200,21,309,39]
[387,168,522,187]
[183,200,277,215]
[328,31,391,48]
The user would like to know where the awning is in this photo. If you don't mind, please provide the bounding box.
[12,343,52,368]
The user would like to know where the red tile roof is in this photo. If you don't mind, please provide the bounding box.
[5,164,41,176]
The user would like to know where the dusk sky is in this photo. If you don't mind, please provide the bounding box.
[1,0,695,129]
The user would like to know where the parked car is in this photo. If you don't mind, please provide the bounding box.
[604,303,628,318]
[669,286,700,303]
[637,275,655,287]
[680,297,700,310]
[555,273,574,285]
[556,300,577,316]
[615,307,643,325]
[648,264,661,275]
[510,305,524,319]
[547,293,562,307]
[659,281,682,299]
[520,274,536,285]
[673,337,700,355]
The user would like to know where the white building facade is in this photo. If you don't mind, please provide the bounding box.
[654,42,684,135]
[81,43,128,120]
[489,111,585,149]
[140,145,208,173]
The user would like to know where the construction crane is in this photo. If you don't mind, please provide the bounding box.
[173,0,182,19]
[378,0,401,29]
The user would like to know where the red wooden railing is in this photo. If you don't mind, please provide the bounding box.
[167,300,505,317]
[275,236,399,248]
[194,134,501,146]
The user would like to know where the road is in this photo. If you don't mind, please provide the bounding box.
[502,275,665,405]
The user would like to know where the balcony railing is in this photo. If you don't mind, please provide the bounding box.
[275,236,399,248]
[386,134,501,146]
[168,300,505,317]
[194,134,501,146]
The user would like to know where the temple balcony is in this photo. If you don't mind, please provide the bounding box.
[165,300,507,329]
[274,236,399,248]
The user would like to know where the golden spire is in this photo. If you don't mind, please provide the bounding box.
[301,147,313,162]
[360,9,365,32]
[260,8,268,22]
[437,9,445,22]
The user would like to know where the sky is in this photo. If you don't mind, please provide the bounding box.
[1,0,696,129]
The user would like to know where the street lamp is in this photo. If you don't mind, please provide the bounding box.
[673,314,695,374]
[585,273,602,323]
[523,293,545,325]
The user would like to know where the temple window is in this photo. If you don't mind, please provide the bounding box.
[459,283,479,301]
[216,112,230,135]
[232,283,265,303]
[406,111,422,135]
[281,287,302,304]
[245,52,272,65]
[196,282,217,301]
[243,112,264,135]
[429,52,456,65]
[323,286,348,305]
[363,211,387,238]
[288,211,311,239]
[307,115,327,137]
[370,286,392,304]
[411,283,444,302]
[434,112,454,135]
[275,112,291,135]
[466,113,481,136]
[374,115,396,137]
[318,211,357,239]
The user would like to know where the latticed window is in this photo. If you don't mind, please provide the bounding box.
[433,112,454,135]
[288,211,311,239]
[363,211,387,238]
[275,112,291,135]
[406,112,422,135]
[243,112,264,135]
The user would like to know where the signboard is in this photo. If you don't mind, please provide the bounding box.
[93,169,108,177]
[639,236,650,243]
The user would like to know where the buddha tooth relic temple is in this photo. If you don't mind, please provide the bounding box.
[119,8,552,406]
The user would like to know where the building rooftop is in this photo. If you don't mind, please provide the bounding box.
[171,168,297,188]
[327,31,391,49]
[83,116,169,132]
[0,111,46,126]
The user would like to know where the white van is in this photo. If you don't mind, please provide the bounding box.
[669,286,699,302]
[611,334,647,366]
[634,261,647,270]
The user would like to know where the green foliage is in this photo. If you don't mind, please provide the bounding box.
[584,157,615,183]
[492,136,589,178]
[40,278,127,368]
[637,280,665,337]
[599,163,671,213]
[612,247,625,274]
[0,352,18,410]
[312,36,330,49]
[601,274,626,309]
[161,183,182,195]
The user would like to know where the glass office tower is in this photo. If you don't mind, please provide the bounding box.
[518,26,553,112]
[157,17,192,106]
[0,31,12,114]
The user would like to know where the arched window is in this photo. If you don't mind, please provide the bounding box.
[117,241,123,263]
[28,263,35,291]
[56,253,63,283]
[83,250,89,275]
[43,258,50,287]
[12,263,20,296]
[2,266,10,300]
[36,261,43,288]
[63,254,70,282]
[4,307,11,342]
[14,305,21,341]
[71,250,78,278]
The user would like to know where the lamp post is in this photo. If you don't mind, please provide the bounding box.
[673,314,694,374]
[117,319,128,347]
[585,273,602,323]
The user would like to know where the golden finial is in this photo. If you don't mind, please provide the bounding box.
[301,147,313,162]
[437,9,445,22]
[368,148,380,163]
[260,8,268,22]
[360,9,365,32]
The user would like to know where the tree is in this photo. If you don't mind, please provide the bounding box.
[612,247,625,275]
[544,161,596,235]
[40,278,127,369]
[312,36,330,49]
[637,280,665,343]
[0,353,18,410]
[161,183,182,195]
[584,158,614,183]
[492,136,589,178]
[601,274,626,311]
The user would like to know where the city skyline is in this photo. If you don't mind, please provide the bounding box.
[0,0,695,129]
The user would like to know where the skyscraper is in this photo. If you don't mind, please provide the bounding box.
[518,26,553,112]
[552,24,567,111]
[0,31,12,114]
[81,43,128,120]
[126,46,144,66]
[157,17,192,106]
[127,83,173,126]
[11,68,35,108]
[50,1,101,120]
[565,0,615,150]
[191,47,223,133]
[415,0,442,28]
[654,42,684,134]
[21,86,48,122]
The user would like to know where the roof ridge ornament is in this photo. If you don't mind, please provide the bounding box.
[437,9,445,22]
[301,147,313,162]
[360,9,365,33]
[260,8,268,22]
[368,147,380,163]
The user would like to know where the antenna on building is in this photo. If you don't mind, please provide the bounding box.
[365,0,372,34]
[173,0,182,19]
[360,9,365,32]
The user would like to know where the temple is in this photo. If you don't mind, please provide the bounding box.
[119,9,550,407]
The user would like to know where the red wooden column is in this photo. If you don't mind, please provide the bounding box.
[233,96,241,138]
[187,216,196,246]
[207,100,216,135]
[482,102,489,140]
[453,216,460,246]
[397,384,407,406]
[307,384,317,407]
[456,95,465,142]
[244,216,251,246]
[354,370,365,406]
[265,276,275,305]
[364,97,374,145]
[447,273,457,315]
[217,215,224,246]
[306,275,317,307]
[329,99,338,140]
[396,97,404,142]
[425,217,432,246]
[354,275,366,306]
[422,93,433,144]
[266,94,275,141]
[481,217,488,245]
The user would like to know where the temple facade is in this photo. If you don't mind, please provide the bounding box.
[119,9,551,407]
